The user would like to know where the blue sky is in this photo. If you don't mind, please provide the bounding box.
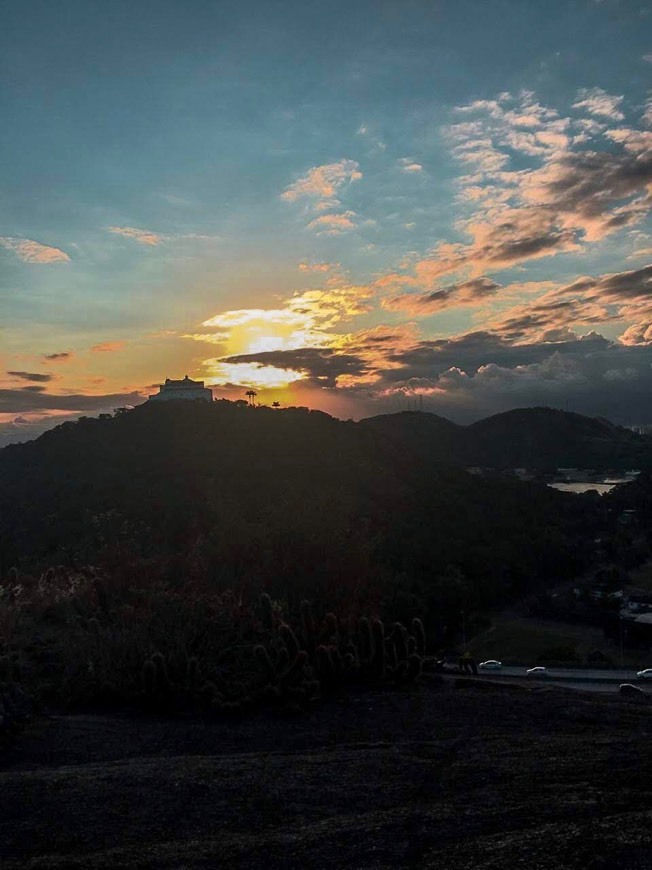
[1,0,652,443]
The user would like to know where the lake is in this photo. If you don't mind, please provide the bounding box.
[549,482,625,495]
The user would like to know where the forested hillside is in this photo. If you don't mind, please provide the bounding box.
[0,401,611,625]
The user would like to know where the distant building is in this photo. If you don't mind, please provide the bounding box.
[148,375,213,403]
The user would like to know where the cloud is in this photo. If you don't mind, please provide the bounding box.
[0,389,144,413]
[298,262,340,273]
[281,160,362,207]
[107,227,167,246]
[218,347,368,388]
[572,87,625,121]
[6,371,55,383]
[91,341,125,353]
[307,211,358,235]
[384,277,501,313]
[398,158,423,173]
[473,264,652,343]
[372,90,652,293]
[0,237,70,263]
[643,98,652,128]
[43,352,73,362]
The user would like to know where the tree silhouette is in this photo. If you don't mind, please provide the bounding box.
[245,389,258,407]
[272,401,280,409]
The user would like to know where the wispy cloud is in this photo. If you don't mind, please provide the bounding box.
[398,158,423,173]
[298,261,341,273]
[0,237,70,263]
[91,341,125,353]
[107,227,167,246]
[307,211,358,235]
[43,352,73,362]
[6,371,55,383]
[572,87,625,120]
[281,160,362,207]
[383,277,501,314]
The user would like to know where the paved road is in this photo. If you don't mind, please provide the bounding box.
[451,665,652,694]
[495,666,643,682]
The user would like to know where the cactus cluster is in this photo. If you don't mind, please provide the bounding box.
[243,599,427,714]
[138,599,430,717]
[0,646,31,743]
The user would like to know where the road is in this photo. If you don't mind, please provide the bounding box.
[469,665,651,694]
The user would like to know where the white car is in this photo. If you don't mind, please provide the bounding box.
[636,668,652,680]
[526,666,547,677]
[478,660,503,670]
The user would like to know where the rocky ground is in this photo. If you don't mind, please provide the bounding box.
[1,677,651,868]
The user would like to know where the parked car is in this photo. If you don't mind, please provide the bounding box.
[636,669,652,680]
[526,666,547,677]
[620,683,644,696]
[478,660,503,670]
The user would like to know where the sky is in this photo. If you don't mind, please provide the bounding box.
[1,0,652,445]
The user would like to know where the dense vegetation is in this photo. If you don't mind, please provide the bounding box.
[364,406,652,471]
[1,400,642,714]
[0,401,611,612]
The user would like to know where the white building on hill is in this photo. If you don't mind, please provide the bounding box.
[148,376,213,403]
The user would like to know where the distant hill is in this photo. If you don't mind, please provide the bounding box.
[0,400,606,619]
[363,406,651,471]
[361,411,463,463]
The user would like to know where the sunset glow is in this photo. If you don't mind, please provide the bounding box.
[2,1,652,444]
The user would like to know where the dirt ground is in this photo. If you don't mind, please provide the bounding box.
[1,677,651,869]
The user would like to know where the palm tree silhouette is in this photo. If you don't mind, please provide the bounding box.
[245,389,258,407]
[272,401,280,409]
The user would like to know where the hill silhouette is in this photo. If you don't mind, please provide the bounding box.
[0,401,611,622]
[363,406,651,470]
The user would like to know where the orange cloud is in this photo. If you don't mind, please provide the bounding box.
[0,237,70,263]
[281,160,362,206]
[91,341,125,353]
[107,227,166,245]
[307,211,358,235]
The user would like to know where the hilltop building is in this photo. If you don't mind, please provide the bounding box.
[148,376,213,403]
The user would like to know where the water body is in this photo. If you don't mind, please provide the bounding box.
[549,482,621,495]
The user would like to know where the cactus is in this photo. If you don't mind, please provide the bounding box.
[412,618,426,657]
[322,612,339,644]
[254,645,276,682]
[385,638,397,671]
[406,654,422,682]
[300,600,315,648]
[280,650,308,687]
[315,645,336,688]
[279,623,300,660]
[392,622,409,663]
[371,619,386,679]
[358,617,373,663]
[275,646,289,673]
[259,593,275,633]
[393,659,409,684]
[330,645,344,681]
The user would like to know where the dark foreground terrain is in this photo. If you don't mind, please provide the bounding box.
[1,678,651,869]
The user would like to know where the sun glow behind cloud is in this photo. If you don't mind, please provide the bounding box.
[191,282,374,389]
